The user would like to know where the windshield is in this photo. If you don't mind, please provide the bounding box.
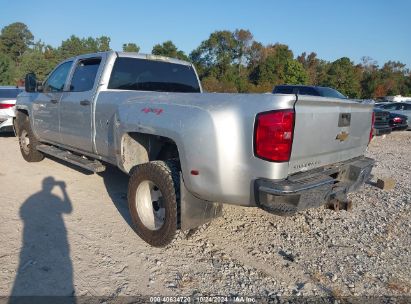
[108,58,201,93]
[273,85,346,99]
[316,87,347,99]
[0,88,23,98]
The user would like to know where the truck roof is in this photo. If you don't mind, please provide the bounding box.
[65,51,192,66]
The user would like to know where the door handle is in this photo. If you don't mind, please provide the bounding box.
[80,100,91,106]
[50,99,58,104]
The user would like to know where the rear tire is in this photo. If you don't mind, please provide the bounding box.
[128,160,180,247]
[16,112,44,162]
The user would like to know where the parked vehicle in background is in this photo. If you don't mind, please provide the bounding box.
[377,102,411,130]
[374,102,391,108]
[272,85,390,138]
[0,86,23,132]
[383,95,411,102]
[15,52,375,247]
[373,108,392,136]
[389,112,408,130]
[273,85,347,99]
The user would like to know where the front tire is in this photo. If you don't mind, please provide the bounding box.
[16,112,44,162]
[128,160,180,247]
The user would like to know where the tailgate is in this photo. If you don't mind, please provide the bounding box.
[288,95,373,175]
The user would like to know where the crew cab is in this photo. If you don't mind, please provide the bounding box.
[15,52,375,246]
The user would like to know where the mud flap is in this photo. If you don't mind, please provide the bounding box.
[180,175,223,231]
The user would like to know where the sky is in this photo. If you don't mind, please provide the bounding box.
[0,0,410,68]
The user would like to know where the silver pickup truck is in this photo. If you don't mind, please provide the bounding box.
[15,51,375,247]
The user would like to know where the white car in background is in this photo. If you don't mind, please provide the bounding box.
[0,86,23,133]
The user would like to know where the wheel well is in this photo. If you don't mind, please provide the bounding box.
[16,109,29,116]
[14,109,29,134]
[121,132,180,173]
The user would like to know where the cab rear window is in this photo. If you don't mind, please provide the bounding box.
[108,58,201,93]
[272,86,295,94]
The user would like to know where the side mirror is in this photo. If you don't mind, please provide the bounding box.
[25,73,37,92]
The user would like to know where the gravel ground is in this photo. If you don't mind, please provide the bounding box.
[0,131,410,302]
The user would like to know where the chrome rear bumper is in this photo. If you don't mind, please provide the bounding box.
[255,157,374,215]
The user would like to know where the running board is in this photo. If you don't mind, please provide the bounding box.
[36,144,106,173]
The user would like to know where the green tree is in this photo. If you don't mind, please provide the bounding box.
[58,35,86,59]
[0,53,16,85]
[297,52,323,85]
[247,41,264,69]
[96,36,111,51]
[122,43,140,52]
[152,40,188,60]
[233,29,253,71]
[18,51,53,81]
[380,61,409,96]
[406,74,411,95]
[283,59,308,84]
[201,76,238,93]
[0,22,33,62]
[190,30,239,78]
[1,22,409,97]
[58,35,111,59]
[322,57,361,98]
[359,56,381,98]
[249,44,294,87]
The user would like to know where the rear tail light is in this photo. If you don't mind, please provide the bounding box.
[369,112,375,144]
[0,104,14,109]
[254,110,295,162]
[393,117,402,123]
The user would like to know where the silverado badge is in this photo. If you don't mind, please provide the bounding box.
[336,131,349,142]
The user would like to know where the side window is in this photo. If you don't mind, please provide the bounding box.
[43,61,73,92]
[69,58,102,92]
[383,104,397,110]
[398,104,408,110]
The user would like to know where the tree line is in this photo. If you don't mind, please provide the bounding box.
[0,22,410,98]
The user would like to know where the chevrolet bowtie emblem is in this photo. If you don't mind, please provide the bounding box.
[336,131,349,142]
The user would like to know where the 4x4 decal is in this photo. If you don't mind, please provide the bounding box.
[141,107,164,115]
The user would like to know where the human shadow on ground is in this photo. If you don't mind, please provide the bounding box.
[9,177,75,304]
